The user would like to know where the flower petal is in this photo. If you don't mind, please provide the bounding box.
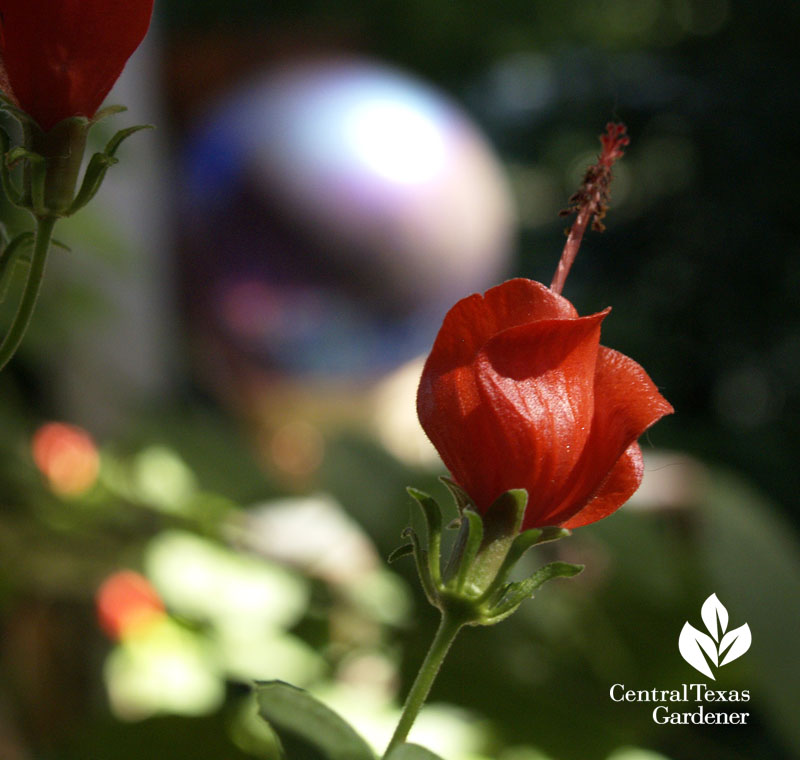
[420,311,605,512]
[560,442,642,529]
[419,279,577,380]
[0,0,154,130]
[542,347,674,526]
[418,280,581,511]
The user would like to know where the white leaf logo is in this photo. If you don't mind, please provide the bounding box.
[719,623,752,666]
[701,593,728,642]
[679,594,751,679]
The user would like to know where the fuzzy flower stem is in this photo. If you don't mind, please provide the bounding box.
[550,202,593,296]
[384,610,465,756]
[0,214,56,371]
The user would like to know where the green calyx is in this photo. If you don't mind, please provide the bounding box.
[0,101,151,372]
[0,101,151,219]
[391,481,583,626]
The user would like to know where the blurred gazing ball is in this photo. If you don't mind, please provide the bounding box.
[181,58,514,382]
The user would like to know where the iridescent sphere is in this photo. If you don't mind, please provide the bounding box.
[180,58,514,381]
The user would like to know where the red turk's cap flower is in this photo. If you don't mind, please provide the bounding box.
[0,0,154,131]
[417,279,673,530]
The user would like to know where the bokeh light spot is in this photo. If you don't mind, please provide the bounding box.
[32,421,100,497]
[104,618,224,720]
[96,570,166,640]
[269,420,325,477]
[343,97,447,185]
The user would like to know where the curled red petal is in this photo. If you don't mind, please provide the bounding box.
[560,442,643,529]
[470,311,607,512]
[0,0,154,130]
[419,307,606,512]
[417,279,580,510]
[420,278,577,381]
[539,347,674,527]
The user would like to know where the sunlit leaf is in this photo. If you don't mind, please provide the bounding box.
[385,743,445,760]
[255,681,375,760]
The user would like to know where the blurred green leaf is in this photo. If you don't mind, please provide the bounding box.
[385,743,445,760]
[255,681,375,760]
[700,472,800,756]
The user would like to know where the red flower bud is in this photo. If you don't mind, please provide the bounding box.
[0,0,154,131]
[417,278,673,530]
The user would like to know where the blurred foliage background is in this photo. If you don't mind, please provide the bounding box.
[1,1,799,759]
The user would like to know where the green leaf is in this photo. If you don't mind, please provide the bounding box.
[384,743,446,760]
[255,681,375,760]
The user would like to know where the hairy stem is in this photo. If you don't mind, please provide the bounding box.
[550,205,591,295]
[384,611,464,756]
[0,214,56,371]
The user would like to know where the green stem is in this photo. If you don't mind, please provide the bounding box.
[384,611,465,757]
[0,214,57,371]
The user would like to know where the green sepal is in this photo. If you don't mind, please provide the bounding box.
[0,231,34,302]
[402,483,581,626]
[387,543,414,564]
[475,526,542,604]
[477,526,571,606]
[0,92,37,127]
[255,680,375,760]
[401,527,438,607]
[90,104,128,124]
[406,487,442,534]
[67,124,153,215]
[486,561,584,621]
[6,147,47,215]
[504,527,545,567]
[535,526,572,545]
[406,487,443,587]
[449,509,483,593]
[0,128,25,207]
[65,151,118,214]
[385,743,446,760]
[465,489,527,593]
[439,476,474,513]
[105,124,153,156]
